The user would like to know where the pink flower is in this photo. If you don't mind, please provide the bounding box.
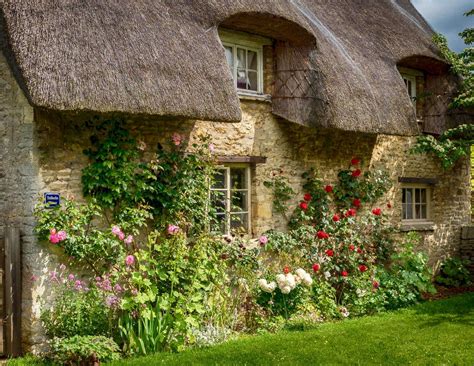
[49,271,58,282]
[59,264,67,271]
[124,235,133,245]
[74,280,83,290]
[113,284,123,293]
[131,288,138,296]
[209,143,215,152]
[50,228,57,235]
[259,235,268,246]
[118,231,125,241]
[111,225,122,236]
[167,224,180,235]
[30,275,39,282]
[68,274,75,281]
[125,255,135,267]
[49,233,60,244]
[172,133,183,146]
[57,231,67,242]
[105,295,120,308]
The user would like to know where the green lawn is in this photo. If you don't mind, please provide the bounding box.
[113,293,474,366]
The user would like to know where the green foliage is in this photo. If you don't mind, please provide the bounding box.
[263,174,295,216]
[82,118,154,211]
[256,285,309,320]
[41,270,110,338]
[435,257,472,287]
[47,335,121,364]
[310,280,339,319]
[411,124,473,170]
[433,9,473,109]
[378,233,435,310]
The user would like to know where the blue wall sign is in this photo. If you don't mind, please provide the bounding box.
[44,192,61,208]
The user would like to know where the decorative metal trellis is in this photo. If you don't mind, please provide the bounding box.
[272,69,328,104]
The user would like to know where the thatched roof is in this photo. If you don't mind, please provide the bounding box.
[0,0,455,135]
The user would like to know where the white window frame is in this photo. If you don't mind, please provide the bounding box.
[398,67,423,113]
[210,164,252,235]
[219,29,271,96]
[401,184,432,223]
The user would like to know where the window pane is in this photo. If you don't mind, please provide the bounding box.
[421,204,427,219]
[211,213,227,234]
[230,168,247,189]
[415,204,421,219]
[247,71,258,91]
[230,213,248,233]
[415,189,421,204]
[212,170,226,189]
[405,188,413,219]
[248,50,258,70]
[237,69,248,89]
[402,189,406,204]
[237,48,246,68]
[420,189,427,204]
[224,46,233,71]
[211,190,227,213]
[231,190,248,212]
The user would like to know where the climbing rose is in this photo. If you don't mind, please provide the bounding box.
[353,198,361,208]
[357,247,363,254]
[351,157,360,165]
[124,235,133,245]
[325,249,334,257]
[259,235,268,246]
[118,231,125,241]
[341,270,348,277]
[372,208,382,216]
[172,133,183,146]
[373,280,380,289]
[345,208,357,217]
[283,266,291,274]
[167,224,180,235]
[68,274,75,281]
[351,169,361,177]
[324,185,333,193]
[57,231,67,241]
[49,232,60,244]
[359,264,368,272]
[317,231,329,239]
[111,225,121,236]
[312,263,320,272]
[299,201,308,211]
[304,193,312,202]
[349,244,355,251]
[125,255,135,267]
[332,214,340,222]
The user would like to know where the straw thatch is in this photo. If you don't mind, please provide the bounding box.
[0,0,459,135]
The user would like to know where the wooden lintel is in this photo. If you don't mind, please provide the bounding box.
[217,156,267,164]
[398,177,438,185]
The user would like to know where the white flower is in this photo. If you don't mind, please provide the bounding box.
[281,286,292,294]
[258,279,277,293]
[339,306,350,318]
[295,268,313,287]
[302,274,313,286]
[267,281,277,292]
[286,273,296,289]
[276,274,286,286]
[324,271,331,279]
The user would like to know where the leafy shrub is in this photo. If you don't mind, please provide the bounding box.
[190,324,233,348]
[435,257,472,287]
[47,335,120,365]
[41,267,110,339]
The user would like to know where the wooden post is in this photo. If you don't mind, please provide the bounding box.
[4,227,21,357]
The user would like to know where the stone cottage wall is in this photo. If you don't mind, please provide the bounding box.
[0,65,470,350]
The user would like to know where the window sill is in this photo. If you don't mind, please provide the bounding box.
[399,222,435,232]
[238,92,271,103]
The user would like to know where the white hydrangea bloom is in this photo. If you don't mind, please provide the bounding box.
[281,286,292,294]
[258,279,277,293]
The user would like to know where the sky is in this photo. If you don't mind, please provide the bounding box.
[411,0,473,52]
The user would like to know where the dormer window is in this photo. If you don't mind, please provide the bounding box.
[398,67,423,113]
[219,29,271,96]
[401,74,417,105]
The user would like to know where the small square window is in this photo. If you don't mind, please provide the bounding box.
[400,73,417,111]
[401,185,431,222]
[210,165,251,235]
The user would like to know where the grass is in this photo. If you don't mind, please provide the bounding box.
[113,293,474,366]
[9,293,474,366]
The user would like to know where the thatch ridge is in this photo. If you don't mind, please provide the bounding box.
[0,0,454,135]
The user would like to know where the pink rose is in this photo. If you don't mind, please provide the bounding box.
[57,231,67,242]
[259,235,268,246]
[118,231,125,241]
[124,235,133,245]
[111,225,121,236]
[167,224,180,235]
[125,255,135,267]
[172,133,183,146]
[49,233,60,244]
[68,274,75,281]
[209,143,215,152]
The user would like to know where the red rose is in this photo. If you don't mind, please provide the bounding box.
[341,270,348,277]
[300,201,308,211]
[359,264,368,272]
[357,247,363,254]
[352,198,361,208]
[332,214,340,222]
[387,202,392,209]
[312,263,320,272]
[325,249,334,257]
[317,231,330,239]
[373,280,380,289]
[351,158,360,165]
[351,169,361,178]
[345,208,357,217]
[349,244,355,251]
[283,266,290,274]
[372,208,382,216]
[304,193,312,202]
[324,185,333,193]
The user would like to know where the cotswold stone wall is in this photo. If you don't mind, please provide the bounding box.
[1,63,470,350]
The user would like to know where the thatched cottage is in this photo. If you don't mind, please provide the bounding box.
[0,0,471,354]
